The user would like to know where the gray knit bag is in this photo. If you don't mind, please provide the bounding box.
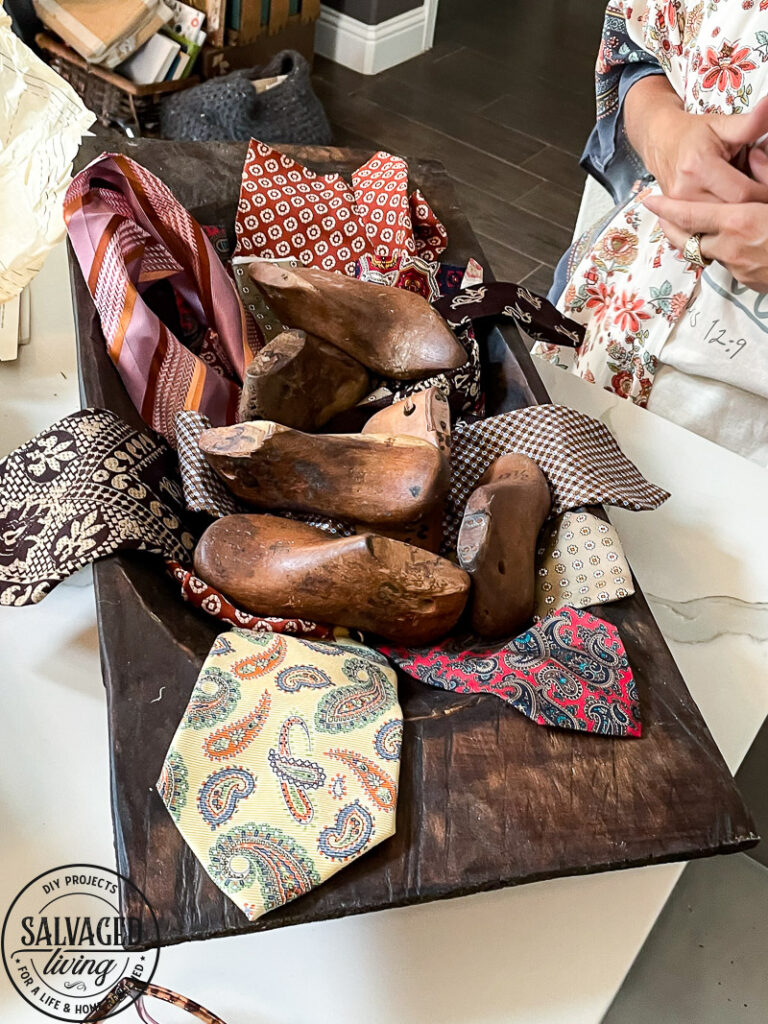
[160,50,332,145]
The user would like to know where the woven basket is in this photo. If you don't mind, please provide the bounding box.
[47,55,155,134]
[37,33,200,137]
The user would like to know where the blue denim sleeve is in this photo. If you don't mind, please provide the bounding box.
[581,6,665,203]
[581,64,665,203]
[546,8,665,304]
[548,248,571,305]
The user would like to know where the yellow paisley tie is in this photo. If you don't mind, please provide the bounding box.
[158,628,402,922]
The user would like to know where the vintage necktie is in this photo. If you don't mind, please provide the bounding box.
[322,256,484,428]
[354,252,442,300]
[231,259,285,341]
[64,153,262,446]
[443,404,670,551]
[384,322,483,419]
[158,628,402,921]
[348,265,591,425]
[381,606,640,738]
[0,409,194,606]
[166,561,337,641]
[535,511,635,616]
[433,280,585,350]
[175,410,245,519]
[355,254,467,301]
[233,140,448,274]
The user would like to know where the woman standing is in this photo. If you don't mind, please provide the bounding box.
[535,0,768,464]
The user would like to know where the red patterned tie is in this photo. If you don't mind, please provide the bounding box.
[233,139,448,274]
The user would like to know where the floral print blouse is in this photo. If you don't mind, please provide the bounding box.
[535,0,768,407]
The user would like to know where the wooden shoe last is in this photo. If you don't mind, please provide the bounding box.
[199,420,449,528]
[238,328,369,430]
[457,453,551,638]
[194,514,470,644]
[361,388,451,552]
[247,261,467,379]
[362,387,451,456]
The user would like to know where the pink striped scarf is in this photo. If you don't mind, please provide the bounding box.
[65,152,262,445]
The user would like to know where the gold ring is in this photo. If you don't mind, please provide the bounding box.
[683,232,709,268]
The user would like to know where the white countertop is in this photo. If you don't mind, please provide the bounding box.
[1,243,767,1024]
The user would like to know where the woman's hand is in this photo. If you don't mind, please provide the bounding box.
[625,77,768,204]
[643,151,768,291]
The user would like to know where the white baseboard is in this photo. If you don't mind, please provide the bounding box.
[316,3,435,76]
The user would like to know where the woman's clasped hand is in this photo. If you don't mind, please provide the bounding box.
[634,88,768,290]
[644,146,768,292]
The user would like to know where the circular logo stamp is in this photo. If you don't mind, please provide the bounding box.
[2,864,160,1021]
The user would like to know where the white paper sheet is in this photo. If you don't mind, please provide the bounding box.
[0,9,94,305]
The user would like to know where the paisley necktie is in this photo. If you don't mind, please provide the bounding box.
[158,628,402,922]
[380,606,641,738]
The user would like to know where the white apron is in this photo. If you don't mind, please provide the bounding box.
[534,0,768,465]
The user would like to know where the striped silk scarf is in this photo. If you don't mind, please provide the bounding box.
[64,153,263,446]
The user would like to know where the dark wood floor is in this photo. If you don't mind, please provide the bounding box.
[312,0,607,294]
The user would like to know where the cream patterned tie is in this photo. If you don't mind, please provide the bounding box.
[158,628,402,921]
[535,511,634,616]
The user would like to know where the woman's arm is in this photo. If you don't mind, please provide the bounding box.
[580,4,665,203]
[624,77,768,203]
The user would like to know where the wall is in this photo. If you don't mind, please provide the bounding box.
[322,0,423,23]
[316,0,436,74]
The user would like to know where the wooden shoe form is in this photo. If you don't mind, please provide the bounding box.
[238,328,369,430]
[247,261,467,379]
[361,389,451,552]
[362,387,451,456]
[457,453,551,639]
[194,514,470,644]
[199,420,449,528]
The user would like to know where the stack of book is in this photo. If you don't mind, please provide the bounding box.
[116,0,320,85]
[119,0,208,85]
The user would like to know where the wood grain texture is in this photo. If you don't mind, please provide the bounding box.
[194,513,470,643]
[356,75,548,168]
[247,261,467,378]
[199,420,449,526]
[71,140,757,950]
[237,0,264,44]
[238,329,369,429]
[520,263,557,298]
[458,182,574,268]
[518,145,587,193]
[311,0,598,279]
[457,454,551,638]
[362,389,451,456]
[473,236,540,284]
[515,181,583,231]
[314,81,543,208]
[361,389,451,552]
